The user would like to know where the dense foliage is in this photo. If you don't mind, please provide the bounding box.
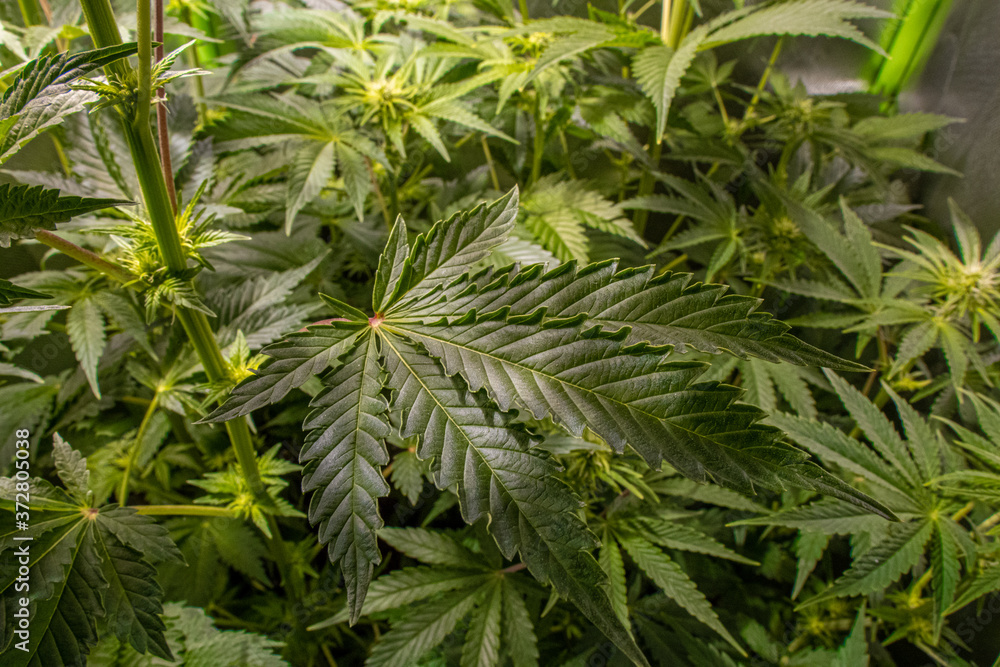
[0,0,998,665]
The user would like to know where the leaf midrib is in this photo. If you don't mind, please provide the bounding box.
[378,331,551,542]
[390,323,761,454]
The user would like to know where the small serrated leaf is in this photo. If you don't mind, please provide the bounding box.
[52,433,90,503]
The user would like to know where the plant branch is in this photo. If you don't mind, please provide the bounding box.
[34,230,135,283]
[660,0,672,43]
[530,89,545,185]
[118,392,159,505]
[17,0,44,26]
[135,504,237,517]
[742,37,784,126]
[482,136,501,191]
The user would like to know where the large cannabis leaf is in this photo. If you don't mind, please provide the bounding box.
[206,188,890,664]
[0,43,137,165]
[0,436,183,666]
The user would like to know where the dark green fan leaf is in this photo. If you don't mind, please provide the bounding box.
[0,278,51,306]
[378,330,649,667]
[383,188,519,311]
[203,321,364,422]
[92,524,173,660]
[0,184,131,248]
[394,259,865,370]
[300,332,390,623]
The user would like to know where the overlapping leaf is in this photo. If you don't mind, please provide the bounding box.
[209,189,891,664]
[395,258,866,369]
[0,438,182,666]
[0,43,137,165]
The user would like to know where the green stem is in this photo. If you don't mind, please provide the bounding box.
[188,9,219,69]
[951,501,975,523]
[118,393,159,505]
[135,504,237,517]
[34,230,135,283]
[775,136,803,186]
[183,11,209,125]
[558,129,575,179]
[482,136,500,191]
[518,0,529,21]
[365,157,391,227]
[122,102,187,271]
[978,511,1000,533]
[667,0,689,50]
[633,140,662,237]
[17,0,44,26]
[530,90,545,185]
[660,0,672,43]
[867,0,954,101]
[80,0,294,595]
[742,37,784,127]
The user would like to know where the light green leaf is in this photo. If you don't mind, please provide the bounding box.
[285,140,335,233]
[378,527,481,569]
[501,579,539,667]
[203,321,364,422]
[947,563,1000,614]
[66,296,106,398]
[703,0,891,53]
[51,434,90,503]
[365,585,482,667]
[0,43,138,165]
[599,530,630,629]
[633,29,707,142]
[311,567,490,629]
[930,520,960,640]
[792,531,830,600]
[389,450,427,505]
[832,604,868,667]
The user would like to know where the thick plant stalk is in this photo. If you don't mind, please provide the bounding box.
[79,0,299,594]
[865,0,954,101]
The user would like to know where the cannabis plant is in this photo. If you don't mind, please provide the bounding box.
[1,0,998,665]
